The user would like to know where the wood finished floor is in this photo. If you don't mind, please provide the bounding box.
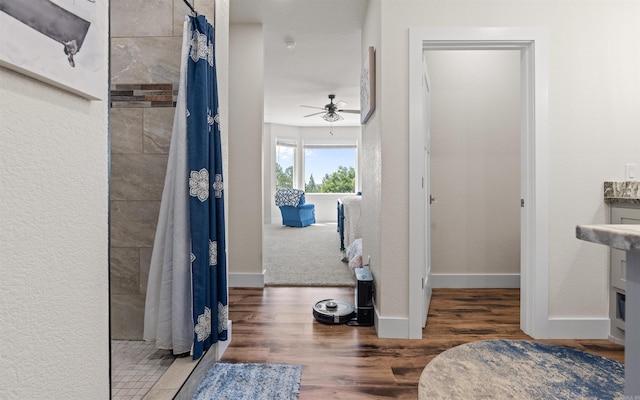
[220,287,624,399]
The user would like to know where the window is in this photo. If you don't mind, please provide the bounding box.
[275,138,296,189]
[303,140,357,193]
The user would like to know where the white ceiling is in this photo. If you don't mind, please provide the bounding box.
[229,0,368,127]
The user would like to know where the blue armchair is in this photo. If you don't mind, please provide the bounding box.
[275,188,316,227]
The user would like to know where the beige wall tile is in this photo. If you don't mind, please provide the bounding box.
[173,0,216,37]
[111,155,169,201]
[111,108,144,155]
[110,248,141,294]
[111,37,183,84]
[111,293,146,339]
[140,247,153,294]
[111,201,161,248]
[173,2,190,36]
[144,108,175,154]
[111,0,173,38]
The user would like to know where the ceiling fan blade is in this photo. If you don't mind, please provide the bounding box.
[304,111,326,117]
[300,105,325,110]
[338,109,360,114]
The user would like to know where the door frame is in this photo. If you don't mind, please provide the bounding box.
[408,27,549,339]
[420,52,432,328]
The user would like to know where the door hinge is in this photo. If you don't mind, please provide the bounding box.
[421,277,425,289]
[521,199,525,208]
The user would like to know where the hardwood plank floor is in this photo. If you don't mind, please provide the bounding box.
[220,287,624,399]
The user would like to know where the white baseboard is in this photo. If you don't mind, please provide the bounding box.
[374,312,610,340]
[374,308,410,339]
[547,317,610,339]
[432,273,520,288]
[228,271,265,288]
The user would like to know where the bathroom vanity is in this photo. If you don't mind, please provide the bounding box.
[604,182,640,343]
[576,223,640,396]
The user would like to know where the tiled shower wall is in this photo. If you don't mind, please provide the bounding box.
[110,0,214,339]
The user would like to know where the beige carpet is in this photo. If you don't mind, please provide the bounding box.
[263,223,356,287]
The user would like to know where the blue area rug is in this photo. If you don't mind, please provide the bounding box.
[419,340,624,399]
[192,363,302,400]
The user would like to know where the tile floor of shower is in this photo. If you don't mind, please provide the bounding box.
[111,340,177,400]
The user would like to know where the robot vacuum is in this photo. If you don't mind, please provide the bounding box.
[313,299,355,325]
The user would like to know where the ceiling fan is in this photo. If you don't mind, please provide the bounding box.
[301,94,360,122]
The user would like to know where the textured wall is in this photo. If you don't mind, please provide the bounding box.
[109,0,216,339]
[360,0,383,315]
[0,2,110,398]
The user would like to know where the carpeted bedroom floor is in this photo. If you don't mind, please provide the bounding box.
[263,223,356,287]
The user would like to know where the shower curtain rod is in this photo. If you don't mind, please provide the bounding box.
[183,0,196,15]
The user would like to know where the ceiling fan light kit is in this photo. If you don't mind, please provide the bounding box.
[301,94,360,123]
[323,112,343,122]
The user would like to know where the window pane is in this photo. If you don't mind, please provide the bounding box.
[304,147,356,193]
[275,141,294,189]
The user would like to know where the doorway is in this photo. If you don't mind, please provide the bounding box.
[408,28,550,339]
[428,50,521,287]
[262,125,361,287]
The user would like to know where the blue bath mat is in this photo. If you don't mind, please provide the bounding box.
[192,362,302,400]
[419,340,624,399]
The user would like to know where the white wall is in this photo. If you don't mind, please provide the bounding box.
[371,0,640,335]
[265,123,362,224]
[228,23,265,283]
[304,194,344,222]
[428,50,521,279]
[0,5,110,398]
[360,0,386,321]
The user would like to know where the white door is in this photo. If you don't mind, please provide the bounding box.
[422,53,433,327]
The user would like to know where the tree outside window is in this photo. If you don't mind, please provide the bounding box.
[275,138,295,189]
[304,143,356,193]
[275,163,293,189]
[316,166,356,193]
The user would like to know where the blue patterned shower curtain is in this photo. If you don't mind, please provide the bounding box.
[144,15,227,361]
[186,14,228,360]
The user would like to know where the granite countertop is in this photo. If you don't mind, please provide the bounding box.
[576,224,640,252]
[604,181,640,204]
